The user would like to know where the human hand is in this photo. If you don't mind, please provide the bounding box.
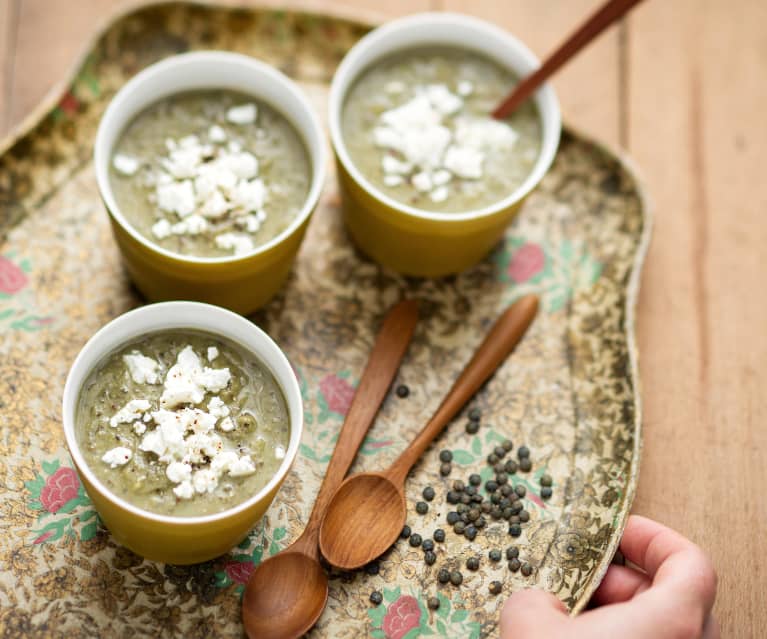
[500,515,718,638]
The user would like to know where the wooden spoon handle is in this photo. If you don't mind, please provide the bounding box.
[493,0,645,119]
[388,295,538,481]
[301,300,418,540]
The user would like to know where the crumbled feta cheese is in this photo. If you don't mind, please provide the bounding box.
[382,155,412,175]
[227,455,256,477]
[207,347,219,361]
[152,218,172,239]
[102,446,132,468]
[133,421,147,435]
[219,416,236,432]
[193,468,219,494]
[432,169,452,186]
[215,233,255,256]
[230,178,266,212]
[457,81,474,97]
[142,412,152,422]
[110,399,151,428]
[383,174,404,187]
[156,180,196,217]
[166,461,192,484]
[160,346,231,408]
[443,145,484,180]
[113,153,140,176]
[275,445,286,460]
[424,84,463,115]
[224,152,259,180]
[173,480,194,499]
[208,124,227,143]
[430,186,449,203]
[207,396,230,419]
[226,103,257,125]
[123,351,161,385]
[412,171,433,193]
[199,190,230,219]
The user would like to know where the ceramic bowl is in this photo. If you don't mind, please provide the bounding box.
[94,51,326,314]
[328,13,561,277]
[61,301,303,564]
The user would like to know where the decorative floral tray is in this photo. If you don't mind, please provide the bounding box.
[0,3,650,638]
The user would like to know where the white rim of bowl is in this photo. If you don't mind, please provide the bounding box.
[328,12,562,222]
[94,51,326,264]
[61,301,303,526]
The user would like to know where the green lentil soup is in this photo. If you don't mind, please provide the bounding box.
[109,90,310,258]
[342,48,542,213]
[76,330,290,517]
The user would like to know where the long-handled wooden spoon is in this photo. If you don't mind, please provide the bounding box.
[493,0,646,119]
[318,295,539,570]
[241,299,418,639]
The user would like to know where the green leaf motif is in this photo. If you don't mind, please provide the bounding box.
[403,628,423,639]
[467,621,481,639]
[80,521,98,541]
[268,540,280,556]
[436,619,447,636]
[383,586,401,603]
[370,630,385,639]
[437,592,450,618]
[451,450,474,465]
[471,436,482,456]
[451,609,468,623]
[41,459,60,475]
[367,605,386,626]
[272,527,287,541]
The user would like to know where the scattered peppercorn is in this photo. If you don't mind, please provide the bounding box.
[475,516,486,529]
[494,446,507,458]
[439,450,453,463]
[467,508,480,522]
[422,539,435,552]
[508,558,521,572]
[494,462,506,475]
[519,458,532,472]
[541,487,553,499]
[447,511,460,525]
[446,490,460,504]
[422,486,436,502]
[515,485,527,498]
[509,523,522,537]
[438,568,451,584]
[507,514,520,524]
[504,459,518,474]
[485,480,498,493]
[489,549,503,562]
[460,493,472,505]
[521,562,533,577]
[480,502,492,513]
[452,480,465,492]
[454,521,466,534]
[506,546,519,560]
[365,561,380,575]
[489,581,503,595]
[450,571,463,586]
[500,484,514,497]
[424,551,437,566]
[440,462,452,476]
[495,474,508,485]
[519,510,530,523]
[401,525,411,539]
[501,439,513,451]
[465,525,478,541]
[490,494,502,505]
[466,557,480,571]
[416,501,429,515]
[456,503,469,514]
[409,533,423,547]
[517,445,530,459]
[540,474,553,487]
[465,421,480,434]
[396,384,410,398]
[465,485,477,497]
[427,596,440,610]
[471,493,483,504]
[490,506,503,520]
[433,529,446,543]
[487,453,499,465]
[370,591,383,605]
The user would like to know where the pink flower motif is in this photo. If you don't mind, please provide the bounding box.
[0,257,28,295]
[382,595,421,639]
[507,243,545,283]
[319,374,355,415]
[225,561,255,585]
[40,467,79,513]
[33,531,54,545]
[59,91,80,116]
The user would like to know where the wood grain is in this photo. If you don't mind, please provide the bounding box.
[2,1,766,636]
[627,0,767,636]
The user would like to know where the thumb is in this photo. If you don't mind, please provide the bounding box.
[500,589,569,638]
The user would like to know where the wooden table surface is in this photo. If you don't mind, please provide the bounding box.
[1,0,765,636]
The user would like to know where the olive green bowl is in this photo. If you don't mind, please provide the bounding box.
[328,13,561,277]
[61,301,303,565]
[94,52,326,314]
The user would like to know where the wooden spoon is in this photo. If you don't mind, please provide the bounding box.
[241,299,418,639]
[493,0,646,119]
[318,295,539,570]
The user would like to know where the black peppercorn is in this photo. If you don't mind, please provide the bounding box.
[370,591,383,605]
[494,462,506,475]
[489,580,503,595]
[465,421,480,434]
[416,501,429,515]
[501,439,513,451]
[541,487,553,499]
[521,562,533,577]
[500,484,514,497]
[454,521,466,534]
[438,568,451,583]
[409,533,423,547]
[495,474,508,485]
[422,538,435,552]
[475,516,486,529]
[465,525,478,541]
[517,445,530,459]
[446,491,460,504]
[401,525,411,539]
[446,511,460,525]
[424,551,437,566]
[439,450,453,463]
[489,549,502,562]
[466,556,480,571]
[396,384,410,398]
[427,596,440,610]
[452,480,465,492]
[456,503,469,514]
[469,474,482,486]
[487,453,499,465]
[505,459,518,474]
[450,571,463,586]
[508,558,521,572]
[519,458,532,472]
[465,485,477,497]
[468,408,481,421]
[485,480,498,493]
[506,546,519,560]
[490,506,503,520]
[460,493,472,505]
[519,510,530,523]
[422,486,436,502]
[494,446,507,458]
[433,529,446,543]
[540,474,553,487]
[515,485,527,498]
[440,462,452,476]
[365,561,380,575]
[509,524,522,537]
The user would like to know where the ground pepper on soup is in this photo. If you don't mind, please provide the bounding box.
[76,330,290,517]
[341,48,542,213]
[109,90,310,258]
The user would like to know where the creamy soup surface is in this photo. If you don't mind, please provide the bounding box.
[76,330,290,517]
[342,48,542,213]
